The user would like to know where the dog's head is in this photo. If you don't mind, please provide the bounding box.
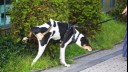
[76,34,92,51]
[80,37,92,51]
[22,26,52,42]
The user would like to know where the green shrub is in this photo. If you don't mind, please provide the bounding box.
[11,0,102,39]
[68,0,102,36]
[0,35,36,72]
[11,0,69,40]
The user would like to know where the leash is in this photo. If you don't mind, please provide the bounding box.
[74,16,118,28]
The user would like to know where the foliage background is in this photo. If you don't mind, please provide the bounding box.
[11,0,69,42]
[109,0,127,21]
[68,0,101,36]
[11,0,102,40]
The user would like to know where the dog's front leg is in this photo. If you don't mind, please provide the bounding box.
[60,37,73,67]
[60,46,70,67]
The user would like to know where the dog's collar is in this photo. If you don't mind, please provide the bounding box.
[72,33,80,43]
[71,25,80,43]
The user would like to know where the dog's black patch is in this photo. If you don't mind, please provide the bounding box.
[40,27,49,33]
[53,21,56,27]
[57,22,75,48]
[52,31,55,36]
[57,22,68,40]
[31,27,48,34]
[47,21,51,26]
[40,32,51,46]
[60,27,74,48]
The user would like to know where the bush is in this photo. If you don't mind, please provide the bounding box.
[0,35,36,72]
[68,0,102,36]
[11,0,102,39]
[11,0,69,41]
[0,36,19,71]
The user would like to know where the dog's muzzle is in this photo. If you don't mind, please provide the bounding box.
[82,44,92,51]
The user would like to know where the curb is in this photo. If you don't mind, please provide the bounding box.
[31,50,101,72]
[73,50,101,60]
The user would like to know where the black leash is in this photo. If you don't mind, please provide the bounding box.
[74,16,118,28]
[96,16,117,25]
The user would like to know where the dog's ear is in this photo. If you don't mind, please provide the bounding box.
[81,37,90,46]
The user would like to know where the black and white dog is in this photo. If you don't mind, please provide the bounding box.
[22,19,92,67]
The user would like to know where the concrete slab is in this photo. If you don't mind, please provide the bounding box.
[80,55,127,72]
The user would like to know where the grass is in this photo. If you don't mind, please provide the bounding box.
[90,13,126,50]
[0,13,126,72]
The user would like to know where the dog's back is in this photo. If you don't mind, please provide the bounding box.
[46,19,71,41]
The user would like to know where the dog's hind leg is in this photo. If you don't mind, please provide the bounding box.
[31,32,52,66]
[31,40,47,66]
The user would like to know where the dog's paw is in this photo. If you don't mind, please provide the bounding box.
[60,61,71,67]
[64,64,71,67]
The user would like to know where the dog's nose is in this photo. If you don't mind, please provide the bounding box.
[87,46,92,51]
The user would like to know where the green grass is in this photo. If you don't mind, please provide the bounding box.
[0,13,126,72]
[89,13,126,50]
